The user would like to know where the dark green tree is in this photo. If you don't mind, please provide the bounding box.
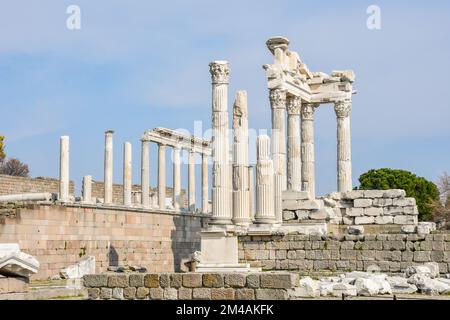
[358,168,439,221]
[0,136,5,161]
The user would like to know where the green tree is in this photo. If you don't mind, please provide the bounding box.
[358,168,439,221]
[0,136,5,161]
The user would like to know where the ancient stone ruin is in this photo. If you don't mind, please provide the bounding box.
[1,36,449,300]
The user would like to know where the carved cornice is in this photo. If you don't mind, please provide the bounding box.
[301,103,318,120]
[209,61,230,84]
[334,100,352,118]
[286,96,301,115]
[269,89,287,109]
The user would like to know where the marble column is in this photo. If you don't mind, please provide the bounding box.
[82,175,92,203]
[255,135,276,224]
[248,166,255,220]
[274,174,283,224]
[173,146,181,211]
[201,153,209,214]
[300,104,317,199]
[269,89,287,191]
[140,140,150,207]
[158,144,166,209]
[209,61,232,224]
[123,142,132,206]
[188,151,196,211]
[287,96,302,191]
[232,90,251,225]
[59,136,69,202]
[334,100,353,192]
[104,130,114,204]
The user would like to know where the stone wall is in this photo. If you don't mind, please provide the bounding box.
[0,174,75,196]
[238,233,450,274]
[83,272,298,300]
[282,189,419,226]
[0,203,206,280]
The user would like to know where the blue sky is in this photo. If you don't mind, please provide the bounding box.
[0,0,449,199]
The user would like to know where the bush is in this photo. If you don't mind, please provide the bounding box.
[0,158,30,177]
[358,168,439,221]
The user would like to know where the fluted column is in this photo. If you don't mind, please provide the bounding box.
[173,146,181,211]
[59,136,69,202]
[104,130,114,204]
[255,135,276,224]
[269,89,287,191]
[123,142,132,206]
[248,166,255,220]
[158,144,166,209]
[301,104,317,199]
[209,61,232,224]
[188,151,196,211]
[335,100,353,192]
[232,90,251,225]
[287,96,302,191]
[201,153,209,214]
[140,140,150,207]
[82,175,92,203]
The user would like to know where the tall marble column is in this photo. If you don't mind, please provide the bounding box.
[269,89,287,191]
[255,135,276,224]
[140,140,150,207]
[209,61,232,224]
[158,143,166,209]
[173,146,181,211]
[82,175,92,203]
[287,95,302,191]
[188,151,196,211]
[201,153,209,214]
[300,104,317,199]
[123,142,132,206]
[334,100,353,192]
[232,90,251,225]
[59,135,69,202]
[248,166,255,220]
[104,130,114,204]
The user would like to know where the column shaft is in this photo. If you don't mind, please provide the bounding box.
[173,147,181,211]
[123,142,132,206]
[270,89,287,191]
[158,144,166,209]
[335,101,353,192]
[59,136,69,202]
[201,153,209,214]
[248,166,255,220]
[104,130,114,204]
[188,151,196,211]
[300,104,316,199]
[287,96,302,191]
[141,140,150,207]
[82,175,92,203]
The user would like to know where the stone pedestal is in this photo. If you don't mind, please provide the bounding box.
[335,100,353,192]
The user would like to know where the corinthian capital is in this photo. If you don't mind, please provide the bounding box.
[301,103,318,120]
[209,61,230,84]
[286,96,301,115]
[269,89,287,109]
[334,100,352,118]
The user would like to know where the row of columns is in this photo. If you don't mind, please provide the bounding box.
[59,131,210,213]
[269,88,353,198]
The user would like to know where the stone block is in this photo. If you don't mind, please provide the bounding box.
[414,251,431,262]
[295,210,309,220]
[384,207,404,215]
[170,274,182,288]
[354,216,374,225]
[296,200,323,210]
[246,274,260,288]
[192,288,211,300]
[346,208,364,217]
[393,198,416,206]
[235,288,255,300]
[283,210,296,220]
[342,190,365,200]
[224,273,246,288]
[136,287,149,299]
[159,274,170,288]
[363,190,385,198]
[375,216,393,224]
[183,273,203,288]
[372,198,393,207]
[401,225,416,233]
[100,287,112,299]
[393,215,417,225]
[163,288,178,300]
[203,273,224,288]
[112,287,123,299]
[144,274,160,288]
[403,206,418,215]
[123,287,136,299]
[83,274,108,288]
[364,207,383,216]
[211,288,235,300]
[87,288,99,300]
[178,288,192,299]
[261,273,298,289]
[354,199,372,208]
[255,289,288,300]
[107,275,128,288]
[383,189,406,198]
[342,216,354,225]
[149,288,163,300]
[129,274,144,287]
[309,209,329,220]
[282,190,309,200]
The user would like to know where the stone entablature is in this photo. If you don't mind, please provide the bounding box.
[84,272,299,300]
[282,189,419,226]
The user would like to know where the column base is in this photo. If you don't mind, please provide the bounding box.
[209,217,233,225]
[196,263,260,273]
